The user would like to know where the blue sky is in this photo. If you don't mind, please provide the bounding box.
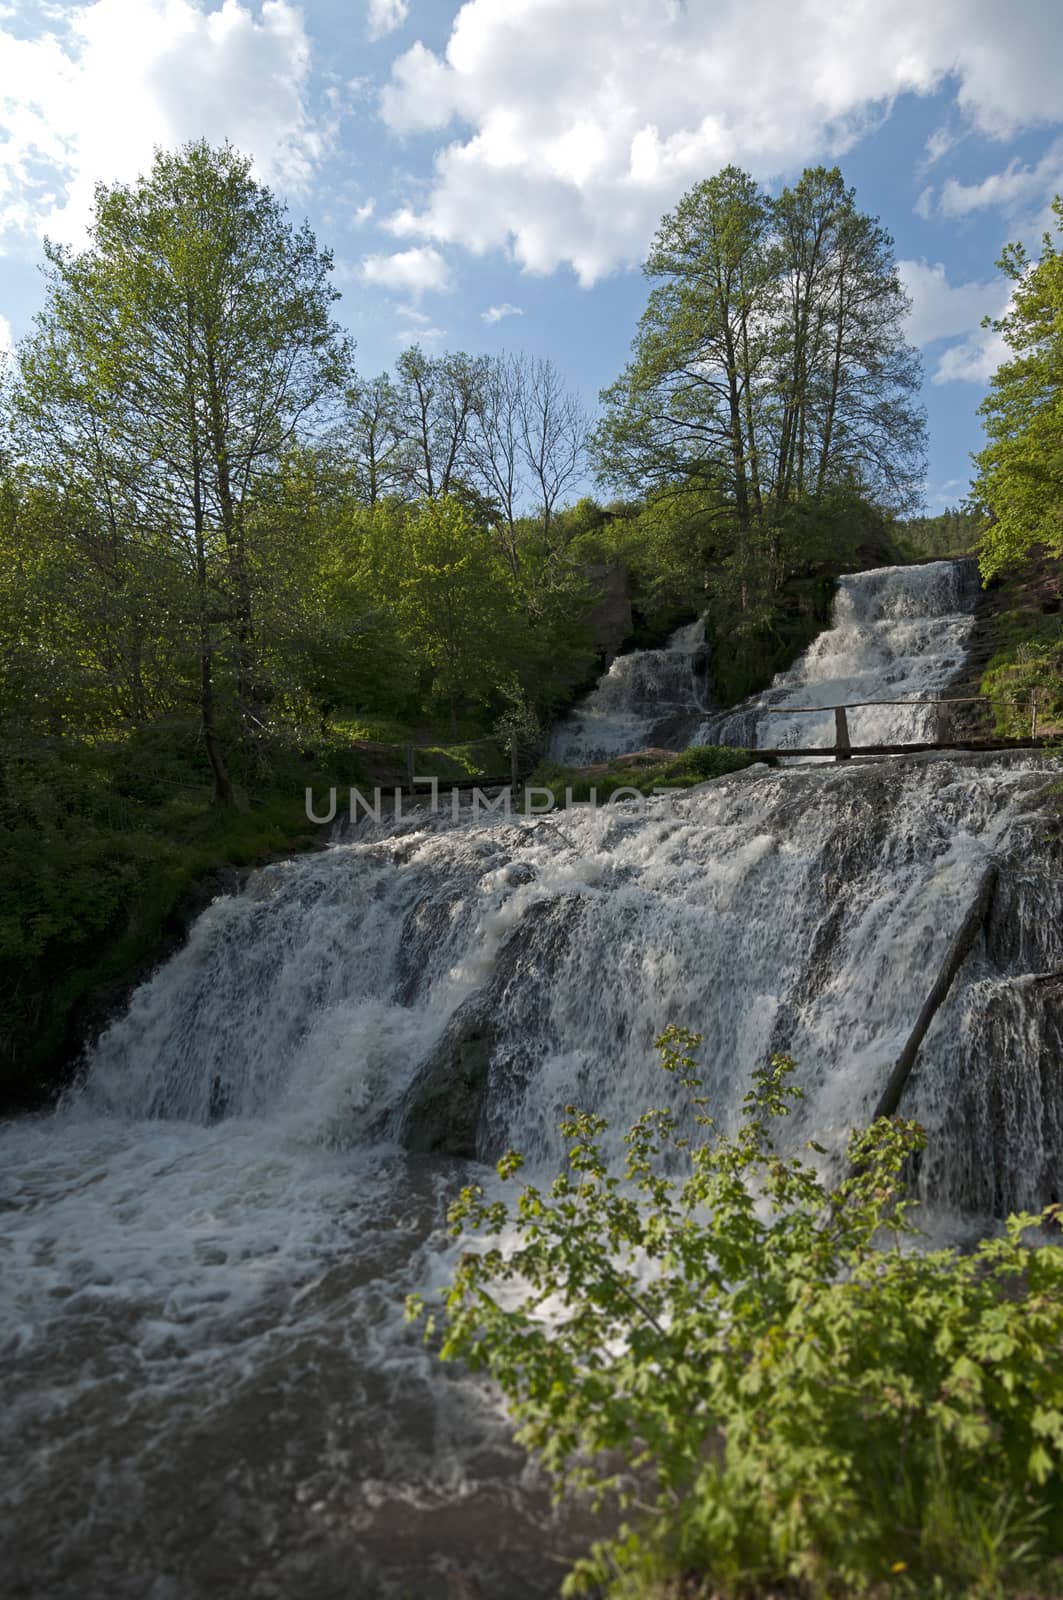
[2,0,1062,511]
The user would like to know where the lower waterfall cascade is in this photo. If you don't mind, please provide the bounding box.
[2,558,1061,1600]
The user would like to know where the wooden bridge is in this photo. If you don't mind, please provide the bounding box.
[736,695,1055,761]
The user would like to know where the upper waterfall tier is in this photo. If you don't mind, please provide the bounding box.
[696,558,979,752]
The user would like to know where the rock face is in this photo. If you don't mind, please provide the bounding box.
[584,563,634,668]
[399,1000,495,1159]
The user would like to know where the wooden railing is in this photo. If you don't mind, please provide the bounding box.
[738,695,1048,761]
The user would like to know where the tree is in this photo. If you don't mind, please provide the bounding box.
[394,346,488,501]
[593,165,924,535]
[467,352,527,574]
[515,354,589,543]
[11,140,351,801]
[770,166,923,508]
[342,371,407,508]
[594,166,773,532]
[974,197,1063,579]
[393,495,517,733]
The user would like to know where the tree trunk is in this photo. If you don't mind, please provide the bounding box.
[200,617,234,807]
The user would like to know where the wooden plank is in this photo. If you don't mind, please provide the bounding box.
[745,736,1056,758]
[871,865,998,1121]
[767,696,989,712]
[834,706,851,762]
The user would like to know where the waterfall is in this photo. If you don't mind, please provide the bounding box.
[2,558,1060,1600]
[549,618,708,764]
[67,751,1063,1209]
[696,558,979,752]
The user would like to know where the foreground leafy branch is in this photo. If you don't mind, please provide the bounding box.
[408,1028,1063,1598]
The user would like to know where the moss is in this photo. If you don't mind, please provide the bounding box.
[529,744,755,806]
[975,550,1063,736]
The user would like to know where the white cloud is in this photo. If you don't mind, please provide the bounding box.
[360,244,453,295]
[367,0,409,40]
[940,136,1063,219]
[896,258,1013,385]
[395,303,433,324]
[354,198,376,224]
[377,0,1063,285]
[481,301,523,323]
[896,259,1007,347]
[922,126,959,168]
[932,324,1010,385]
[0,0,325,247]
[396,323,446,348]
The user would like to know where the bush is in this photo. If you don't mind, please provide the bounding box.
[410,1029,1063,1599]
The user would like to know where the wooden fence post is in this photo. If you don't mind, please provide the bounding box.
[834,706,851,761]
[510,742,519,791]
[405,744,415,790]
[936,700,951,745]
[1031,691,1040,740]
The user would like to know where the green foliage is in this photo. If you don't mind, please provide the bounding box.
[494,677,542,759]
[896,505,985,560]
[391,495,523,729]
[961,551,1063,739]
[0,724,366,1088]
[975,198,1063,580]
[594,165,924,527]
[530,745,755,804]
[410,1033,1063,1599]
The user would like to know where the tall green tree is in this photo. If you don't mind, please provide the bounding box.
[974,197,1063,579]
[11,140,351,801]
[593,164,924,551]
[594,166,772,532]
[770,166,923,507]
[393,495,517,733]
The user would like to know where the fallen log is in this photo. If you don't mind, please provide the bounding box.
[872,863,999,1122]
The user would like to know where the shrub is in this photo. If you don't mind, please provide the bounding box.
[409,1029,1063,1598]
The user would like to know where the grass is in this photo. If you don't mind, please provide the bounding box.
[528,744,756,805]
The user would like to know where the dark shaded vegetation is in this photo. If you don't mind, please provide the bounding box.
[530,745,756,805]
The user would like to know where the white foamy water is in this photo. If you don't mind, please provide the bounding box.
[695,559,979,752]
[2,562,1061,1600]
[549,618,707,765]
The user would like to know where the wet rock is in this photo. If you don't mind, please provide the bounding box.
[400,1000,495,1159]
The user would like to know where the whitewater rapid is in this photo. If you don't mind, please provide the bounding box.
[2,559,1061,1600]
[549,617,707,764]
[695,559,979,752]
[548,559,979,765]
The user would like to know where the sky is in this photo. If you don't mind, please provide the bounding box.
[2,0,1062,512]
